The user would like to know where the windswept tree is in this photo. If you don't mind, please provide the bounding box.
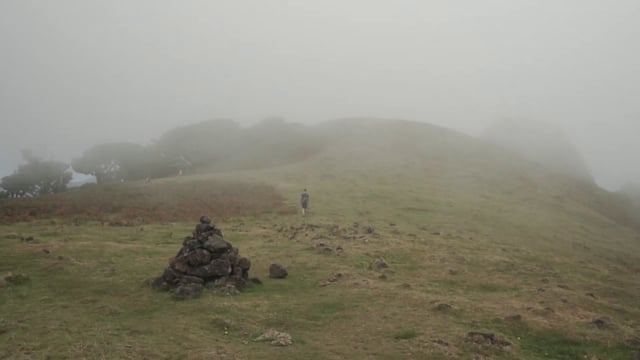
[153,119,242,171]
[153,118,324,172]
[72,143,172,184]
[0,150,72,197]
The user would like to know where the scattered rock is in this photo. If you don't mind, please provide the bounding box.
[585,292,596,298]
[21,236,37,243]
[150,216,253,296]
[378,273,387,280]
[592,318,612,329]
[363,226,375,234]
[249,277,263,285]
[218,284,240,296]
[42,249,50,254]
[467,332,512,350]
[432,338,449,346]
[448,269,459,276]
[313,242,344,255]
[320,273,344,286]
[174,283,204,298]
[255,329,293,346]
[434,303,452,312]
[369,259,388,271]
[557,284,570,290]
[269,264,288,279]
[3,272,30,285]
[179,275,204,285]
[541,278,549,284]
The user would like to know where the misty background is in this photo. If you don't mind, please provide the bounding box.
[1,1,638,190]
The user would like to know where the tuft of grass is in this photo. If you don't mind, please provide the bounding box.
[518,330,636,360]
[394,329,419,340]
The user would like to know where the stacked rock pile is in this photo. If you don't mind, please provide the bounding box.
[151,216,253,297]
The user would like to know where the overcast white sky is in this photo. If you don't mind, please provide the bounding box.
[1,1,638,190]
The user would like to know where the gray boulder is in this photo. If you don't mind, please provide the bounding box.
[269,264,288,279]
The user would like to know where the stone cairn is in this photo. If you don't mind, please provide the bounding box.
[151,216,253,297]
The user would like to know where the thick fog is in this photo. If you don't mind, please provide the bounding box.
[1,1,638,190]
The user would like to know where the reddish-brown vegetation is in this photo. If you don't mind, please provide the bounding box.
[0,179,293,224]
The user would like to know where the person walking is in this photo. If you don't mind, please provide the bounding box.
[300,189,310,216]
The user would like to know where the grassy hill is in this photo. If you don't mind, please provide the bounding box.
[1,119,639,359]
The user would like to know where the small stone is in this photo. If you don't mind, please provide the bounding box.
[369,259,388,271]
[203,236,232,254]
[185,249,211,267]
[237,257,251,270]
[432,338,449,346]
[269,264,288,279]
[255,329,293,346]
[592,318,610,329]
[467,332,512,350]
[434,303,452,312]
[178,275,205,285]
[174,283,203,298]
[221,284,239,296]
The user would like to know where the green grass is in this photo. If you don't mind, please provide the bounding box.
[394,329,419,340]
[1,120,639,359]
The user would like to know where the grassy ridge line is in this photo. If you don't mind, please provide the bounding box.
[0,179,292,224]
[1,119,639,358]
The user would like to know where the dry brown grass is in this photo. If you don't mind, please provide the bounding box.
[0,178,292,224]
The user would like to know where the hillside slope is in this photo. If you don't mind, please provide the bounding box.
[1,118,639,359]
[484,119,594,183]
